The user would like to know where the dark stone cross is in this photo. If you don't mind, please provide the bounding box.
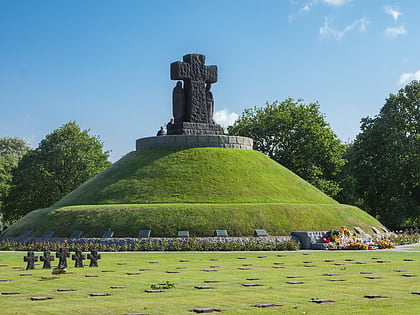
[24,251,38,270]
[40,251,55,269]
[56,248,70,268]
[72,250,86,268]
[87,250,101,267]
[171,54,217,124]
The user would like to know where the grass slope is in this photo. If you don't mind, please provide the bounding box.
[54,148,337,206]
[4,147,384,237]
[5,203,382,237]
[0,251,419,314]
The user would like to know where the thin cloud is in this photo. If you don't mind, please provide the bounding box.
[320,17,369,41]
[384,6,402,21]
[289,0,350,22]
[322,0,351,6]
[214,109,239,128]
[399,70,420,85]
[384,26,406,39]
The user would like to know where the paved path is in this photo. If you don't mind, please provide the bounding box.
[393,242,420,252]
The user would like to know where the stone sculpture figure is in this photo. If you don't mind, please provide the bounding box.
[172,81,185,123]
[170,54,217,123]
[206,83,214,123]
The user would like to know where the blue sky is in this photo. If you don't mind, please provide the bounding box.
[1,0,419,162]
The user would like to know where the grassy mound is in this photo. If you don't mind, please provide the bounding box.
[5,203,383,237]
[54,148,337,206]
[4,147,384,237]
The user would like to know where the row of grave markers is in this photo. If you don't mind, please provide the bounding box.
[14,229,270,239]
[24,249,101,270]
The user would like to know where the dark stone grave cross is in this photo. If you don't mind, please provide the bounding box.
[87,250,101,267]
[72,250,86,268]
[56,248,70,268]
[40,251,55,269]
[171,54,217,124]
[24,251,38,270]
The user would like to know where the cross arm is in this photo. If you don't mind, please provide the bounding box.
[205,65,217,84]
[171,61,191,80]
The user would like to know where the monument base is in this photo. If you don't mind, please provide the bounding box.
[167,122,223,135]
[136,135,253,150]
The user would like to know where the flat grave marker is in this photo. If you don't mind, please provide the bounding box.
[31,297,53,301]
[255,303,281,308]
[192,308,221,313]
[89,293,110,296]
[364,295,384,299]
[2,292,21,295]
[311,299,334,303]
[195,286,212,289]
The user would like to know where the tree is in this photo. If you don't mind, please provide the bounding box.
[4,122,111,220]
[0,137,31,212]
[342,81,419,227]
[228,99,346,197]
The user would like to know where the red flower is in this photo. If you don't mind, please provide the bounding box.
[322,236,331,243]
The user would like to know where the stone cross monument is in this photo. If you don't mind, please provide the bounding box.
[167,54,223,135]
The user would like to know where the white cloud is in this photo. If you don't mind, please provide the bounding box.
[214,109,239,128]
[384,26,406,39]
[320,17,369,40]
[289,0,350,22]
[384,6,402,21]
[399,70,420,85]
[322,0,350,6]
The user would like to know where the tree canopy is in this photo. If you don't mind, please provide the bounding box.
[3,122,111,220]
[0,137,31,213]
[340,81,419,227]
[228,99,346,197]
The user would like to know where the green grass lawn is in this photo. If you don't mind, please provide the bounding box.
[5,147,383,237]
[0,250,419,314]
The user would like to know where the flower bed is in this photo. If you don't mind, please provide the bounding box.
[325,227,395,250]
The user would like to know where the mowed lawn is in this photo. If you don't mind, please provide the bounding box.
[0,250,419,314]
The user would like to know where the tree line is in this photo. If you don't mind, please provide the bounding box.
[0,122,111,225]
[229,81,419,228]
[0,82,419,228]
